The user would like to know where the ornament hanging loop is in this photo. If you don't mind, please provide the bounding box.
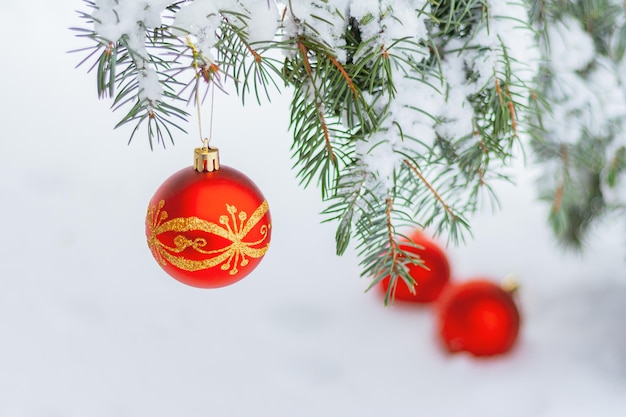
[188,35,219,173]
[194,146,220,172]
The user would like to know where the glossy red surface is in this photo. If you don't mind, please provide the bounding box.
[146,165,271,288]
[437,279,521,357]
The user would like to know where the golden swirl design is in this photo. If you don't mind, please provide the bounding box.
[147,199,270,275]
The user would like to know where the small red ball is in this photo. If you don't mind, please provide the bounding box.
[146,164,271,288]
[437,279,521,357]
[379,231,451,303]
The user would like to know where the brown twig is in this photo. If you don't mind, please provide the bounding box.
[494,75,505,106]
[505,86,518,137]
[297,39,336,162]
[404,159,457,220]
[242,40,262,63]
[495,76,518,137]
[327,54,359,97]
[297,39,313,73]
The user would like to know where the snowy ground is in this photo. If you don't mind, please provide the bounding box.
[1,2,625,416]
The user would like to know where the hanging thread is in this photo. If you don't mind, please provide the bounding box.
[187,36,213,150]
[207,80,216,148]
[195,86,205,147]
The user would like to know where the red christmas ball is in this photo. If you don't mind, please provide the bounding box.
[379,231,451,303]
[437,279,520,357]
[145,148,271,288]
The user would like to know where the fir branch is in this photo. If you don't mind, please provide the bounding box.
[216,12,284,104]
[74,1,626,300]
[327,54,359,97]
[379,196,405,305]
[72,3,190,147]
[321,166,368,256]
[403,158,458,222]
[355,191,424,306]
[295,40,336,164]
[528,0,626,248]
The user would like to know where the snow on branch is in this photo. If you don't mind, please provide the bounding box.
[75,0,626,295]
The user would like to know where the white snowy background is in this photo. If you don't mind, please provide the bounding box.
[1,2,626,416]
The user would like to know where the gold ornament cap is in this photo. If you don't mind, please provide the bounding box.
[194,146,220,172]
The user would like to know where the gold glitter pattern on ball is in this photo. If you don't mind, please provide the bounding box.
[146,199,270,275]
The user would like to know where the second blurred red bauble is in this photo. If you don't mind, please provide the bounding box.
[437,279,521,357]
[379,230,451,303]
[145,147,271,288]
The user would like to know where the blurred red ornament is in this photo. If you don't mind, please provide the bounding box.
[145,147,271,288]
[437,279,520,357]
[379,230,451,303]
